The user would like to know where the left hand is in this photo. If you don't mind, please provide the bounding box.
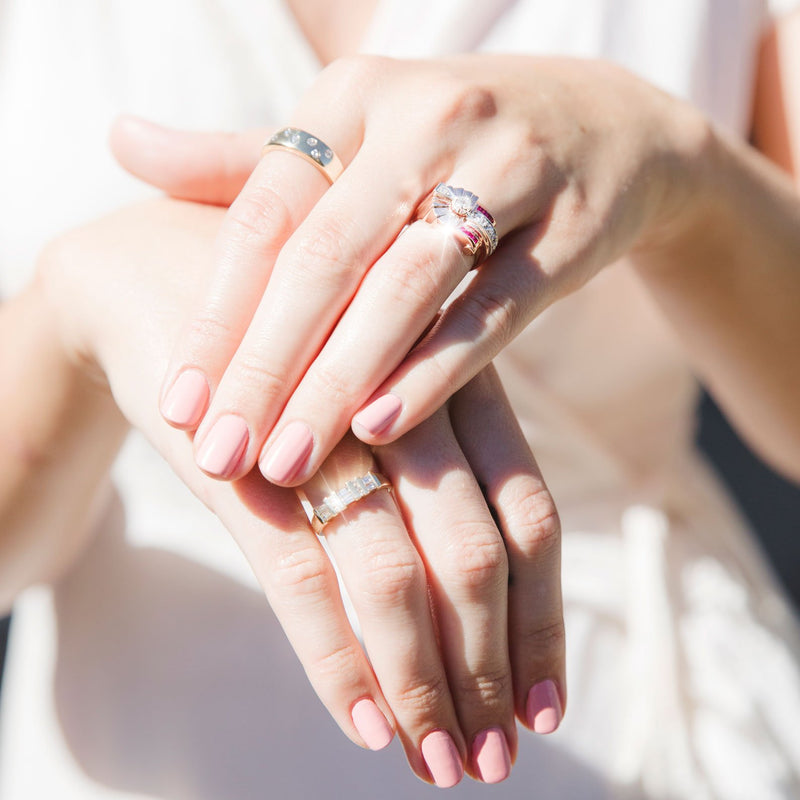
[113,54,708,487]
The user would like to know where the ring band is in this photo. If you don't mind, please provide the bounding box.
[261,127,344,184]
[419,183,498,266]
[302,471,392,533]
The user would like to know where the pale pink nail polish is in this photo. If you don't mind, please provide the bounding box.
[161,369,209,428]
[259,421,314,484]
[472,728,511,784]
[352,394,402,437]
[420,730,463,788]
[196,415,249,478]
[351,699,394,751]
[526,679,562,734]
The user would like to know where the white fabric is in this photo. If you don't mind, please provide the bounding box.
[1,1,800,797]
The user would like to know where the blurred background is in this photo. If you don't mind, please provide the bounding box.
[0,390,798,695]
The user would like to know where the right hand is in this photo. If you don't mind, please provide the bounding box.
[36,197,564,786]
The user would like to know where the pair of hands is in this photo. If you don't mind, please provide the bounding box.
[118,54,703,490]
[41,53,703,786]
[39,202,562,787]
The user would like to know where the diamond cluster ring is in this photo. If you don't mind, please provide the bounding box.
[422,183,498,266]
[261,127,344,184]
[302,471,393,533]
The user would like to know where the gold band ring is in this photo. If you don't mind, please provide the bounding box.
[300,471,392,534]
[261,127,344,184]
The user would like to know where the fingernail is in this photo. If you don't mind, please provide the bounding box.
[472,727,511,784]
[196,415,249,478]
[161,369,209,428]
[420,730,463,788]
[351,698,394,751]
[526,679,562,734]
[259,421,314,484]
[352,394,402,437]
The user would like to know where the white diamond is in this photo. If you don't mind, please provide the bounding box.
[327,493,347,513]
[324,149,332,159]
[306,136,318,146]
[363,473,380,491]
[342,486,359,505]
[346,479,367,499]
[316,504,335,523]
[290,133,301,145]
[310,148,321,159]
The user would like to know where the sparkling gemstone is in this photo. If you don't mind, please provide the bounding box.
[339,486,356,505]
[363,473,380,491]
[346,479,367,499]
[327,493,347,513]
[451,198,471,217]
[306,136,318,146]
[324,149,332,159]
[290,133,301,145]
[310,148,321,159]
[316,505,335,523]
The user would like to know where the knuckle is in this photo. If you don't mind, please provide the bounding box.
[393,672,450,716]
[507,486,561,560]
[320,53,384,95]
[311,362,358,408]
[269,545,332,598]
[226,184,293,250]
[354,541,425,607]
[36,232,86,294]
[523,618,566,660]
[385,246,444,309]
[307,641,363,684]
[184,311,237,351]
[227,352,286,404]
[433,81,498,130]
[456,288,518,350]
[441,528,508,596]
[289,217,357,289]
[455,668,511,709]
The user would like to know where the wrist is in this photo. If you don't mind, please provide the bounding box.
[633,97,720,267]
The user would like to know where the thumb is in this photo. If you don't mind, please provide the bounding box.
[109,115,269,206]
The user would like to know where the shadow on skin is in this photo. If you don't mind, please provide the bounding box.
[50,486,624,798]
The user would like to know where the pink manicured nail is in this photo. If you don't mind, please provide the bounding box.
[259,421,314,484]
[196,415,249,478]
[420,730,463,788]
[526,679,562,734]
[351,698,394,751]
[161,369,209,428]
[352,394,402,437]
[472,728,511,784]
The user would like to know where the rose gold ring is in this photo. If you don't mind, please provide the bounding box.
[418,183,498,266]
[299,471,392,534]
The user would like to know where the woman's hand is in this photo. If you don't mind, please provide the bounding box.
[37,198,564,786]
[113,54,708,487]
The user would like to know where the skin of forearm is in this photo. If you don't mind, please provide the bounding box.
[634,125,800,483]
[0,280,128,613]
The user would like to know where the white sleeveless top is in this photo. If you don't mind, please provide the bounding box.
[1,2,799,798]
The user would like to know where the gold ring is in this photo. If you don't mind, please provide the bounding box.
[299,471,392,534]
[261,127,344,184]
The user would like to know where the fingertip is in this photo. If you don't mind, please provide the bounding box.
[160,368,210,430]
[351,393,403,439]
[525,679,564,735]
[109,113,175,183]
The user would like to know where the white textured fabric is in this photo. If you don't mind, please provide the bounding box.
[1,1,800,798]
